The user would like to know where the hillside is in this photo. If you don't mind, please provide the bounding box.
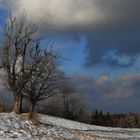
[0,113,140,140]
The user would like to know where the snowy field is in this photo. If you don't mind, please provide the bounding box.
[0,113,140,140]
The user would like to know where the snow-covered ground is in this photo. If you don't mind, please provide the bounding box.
[0,113,140,140]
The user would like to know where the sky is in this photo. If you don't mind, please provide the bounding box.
[0,0,140,113]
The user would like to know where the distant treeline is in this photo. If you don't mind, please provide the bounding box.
[90,110,140,128]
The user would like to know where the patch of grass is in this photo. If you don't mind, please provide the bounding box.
[28,112,39,125]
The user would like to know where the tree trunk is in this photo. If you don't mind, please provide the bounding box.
[13,93,23,114]
[19,94,23,113]
[29,103,35,118]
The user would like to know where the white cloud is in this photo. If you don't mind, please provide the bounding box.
[8,0,140,31]
[10,0,105,30]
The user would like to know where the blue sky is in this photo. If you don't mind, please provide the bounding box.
[0,0,140,113]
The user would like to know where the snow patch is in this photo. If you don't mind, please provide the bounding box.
[0,113,139,140]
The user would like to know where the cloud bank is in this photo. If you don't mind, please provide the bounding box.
[10,0,102,30]
[73,73,140,112]
[1,0,140,67]
[74,73,140,101]
[9,0,140,30]
[11,0,140,67]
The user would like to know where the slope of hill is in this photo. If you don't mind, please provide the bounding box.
[0,113,140,140]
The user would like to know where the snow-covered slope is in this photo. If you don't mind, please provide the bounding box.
[0,113,140,140]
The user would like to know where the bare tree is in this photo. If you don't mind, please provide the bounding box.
[0,13,39,114]
[22,43,61,118]
[60,79,84,120]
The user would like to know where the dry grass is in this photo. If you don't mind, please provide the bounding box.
[18,112,39,125]
[28,112,39,125]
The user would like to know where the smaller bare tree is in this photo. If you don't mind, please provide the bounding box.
[22,43,61,118]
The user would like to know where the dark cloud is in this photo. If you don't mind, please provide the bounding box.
[9,0,140,31]
[85,33,140,67]
[90,0,140,32]
[84,0,140,67]
[2,0,140,67]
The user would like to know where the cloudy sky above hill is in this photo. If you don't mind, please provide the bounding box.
[0,0,140,113]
